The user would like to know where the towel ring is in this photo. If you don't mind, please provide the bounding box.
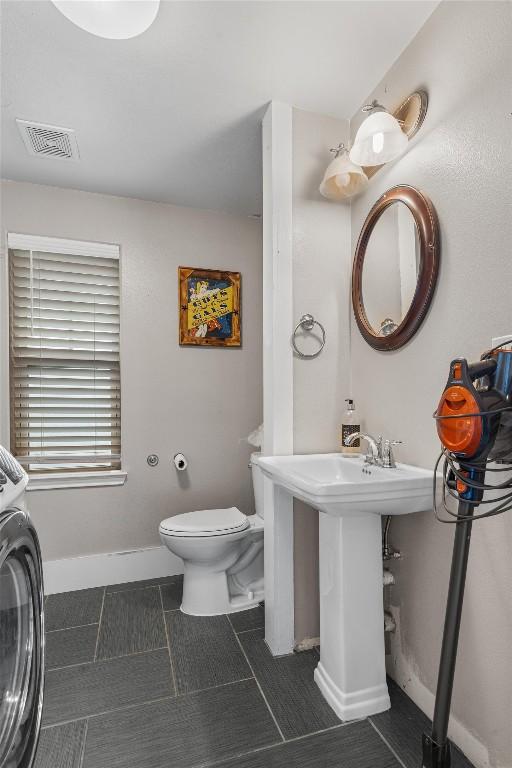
[292,314,326,359]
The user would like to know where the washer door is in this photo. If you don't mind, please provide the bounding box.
[0,509,44,768]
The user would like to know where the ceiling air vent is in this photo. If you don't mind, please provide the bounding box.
[16,119,80,161]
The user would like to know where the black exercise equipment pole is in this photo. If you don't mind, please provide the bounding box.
[422,500,474,768]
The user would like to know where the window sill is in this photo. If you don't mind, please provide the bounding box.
[26,470,127,492]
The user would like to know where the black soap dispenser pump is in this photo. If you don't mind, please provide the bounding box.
[341,399,361,456]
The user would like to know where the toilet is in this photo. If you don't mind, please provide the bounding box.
[159,452,264,616]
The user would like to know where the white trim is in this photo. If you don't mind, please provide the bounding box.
[395,671,489,768]
[262,101,294,457]
[5,231,122,473]
[43,545,183,594]
[261,101,295,657]
[0,237,10,446]
[27,470,127,491]
[387,632,490,768]
[7,232,119,259]
[263,480,295,656]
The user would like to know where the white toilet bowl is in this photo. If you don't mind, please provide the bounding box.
[159,453,264,616]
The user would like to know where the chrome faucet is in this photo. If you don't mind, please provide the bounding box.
[345,432,380,465]
[344,433,402,468]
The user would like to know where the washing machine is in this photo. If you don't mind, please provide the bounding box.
[0,445,44,768]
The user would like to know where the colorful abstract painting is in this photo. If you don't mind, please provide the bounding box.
[179,267,241,346]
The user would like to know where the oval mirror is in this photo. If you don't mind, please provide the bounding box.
[352,185,439,351]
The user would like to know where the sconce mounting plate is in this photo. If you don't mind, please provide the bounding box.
[395,90,428,141]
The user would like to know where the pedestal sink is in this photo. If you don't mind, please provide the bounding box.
[255,453,433,721]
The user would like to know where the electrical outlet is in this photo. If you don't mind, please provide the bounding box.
[492,335,512,350]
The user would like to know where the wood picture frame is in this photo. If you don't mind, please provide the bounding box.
[179,267,241,346]
[351,185,440,351]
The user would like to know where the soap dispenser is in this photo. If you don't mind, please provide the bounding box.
[341,399,361,455]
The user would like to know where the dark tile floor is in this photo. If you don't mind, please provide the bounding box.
[37,577,475,768]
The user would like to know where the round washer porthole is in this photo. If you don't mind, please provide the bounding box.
[0,510,44,768]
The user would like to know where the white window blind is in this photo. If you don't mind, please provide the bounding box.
[8,237,121,473]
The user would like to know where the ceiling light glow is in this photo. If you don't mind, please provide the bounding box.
[51,0,160,40]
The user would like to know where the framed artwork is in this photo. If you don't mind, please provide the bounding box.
[179,267,241,346]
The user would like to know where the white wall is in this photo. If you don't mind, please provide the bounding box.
[291,108,352,643]
[350,3,512,766]
[0,180,262,564]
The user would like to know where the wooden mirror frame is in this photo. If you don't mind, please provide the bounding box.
[352,185,440,351]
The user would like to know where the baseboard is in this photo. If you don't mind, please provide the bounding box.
[43,545,183,594]
[388,657,489,768]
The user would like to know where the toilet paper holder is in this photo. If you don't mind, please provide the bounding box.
[173,453,188,471]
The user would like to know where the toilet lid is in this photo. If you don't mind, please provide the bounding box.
[159,507,249,537]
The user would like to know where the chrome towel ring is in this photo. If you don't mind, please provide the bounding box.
[292,314,326,359]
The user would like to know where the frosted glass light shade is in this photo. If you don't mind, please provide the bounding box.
[350,110,408,166]
[319,153,368,201]
[51,1,160,40]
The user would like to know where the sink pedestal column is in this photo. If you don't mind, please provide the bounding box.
[314,512,390,720]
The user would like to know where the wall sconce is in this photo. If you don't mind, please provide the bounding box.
[350,90,428,172]
[50,0,160,39]
[319,144,368,202]
[350,102,407,166]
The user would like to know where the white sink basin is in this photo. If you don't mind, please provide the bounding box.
[256,452,433,517]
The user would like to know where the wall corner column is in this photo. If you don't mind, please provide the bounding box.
[262,101,295,655]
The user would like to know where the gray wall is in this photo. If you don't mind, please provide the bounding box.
[0,180,262,561]
[291,108,351,644]
[350,2,512,765]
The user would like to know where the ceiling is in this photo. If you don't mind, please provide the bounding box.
[1,1,438,215]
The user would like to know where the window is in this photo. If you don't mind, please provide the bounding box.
[7,234,121,476]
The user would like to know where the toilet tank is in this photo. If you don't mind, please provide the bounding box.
[251,452,264,519]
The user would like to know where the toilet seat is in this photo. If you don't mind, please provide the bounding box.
[159,506,249,537]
